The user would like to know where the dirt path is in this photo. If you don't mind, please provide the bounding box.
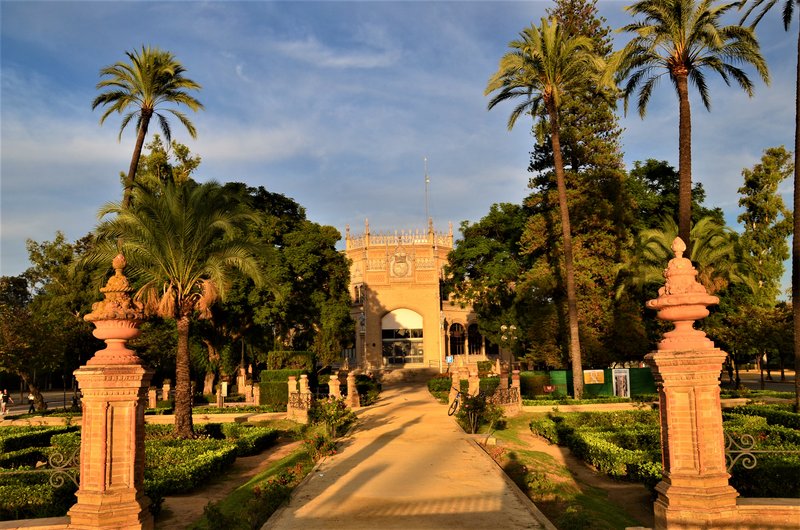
[155,438,303,529]
[506,428,655,528]
[263,373,553,530]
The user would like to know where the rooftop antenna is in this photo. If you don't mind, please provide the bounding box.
[424,156,430,226]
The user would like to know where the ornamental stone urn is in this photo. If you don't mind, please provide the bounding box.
[645,237,718,352]
[83,253,146,365]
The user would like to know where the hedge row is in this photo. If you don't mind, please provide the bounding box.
[530,407,800,497]
[728,404,800,430]
[144,439,238,500]
[0,426,78,453]
[0,480,76,521]
[0,448,47,469]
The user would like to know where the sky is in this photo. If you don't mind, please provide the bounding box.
[0,0,796,278]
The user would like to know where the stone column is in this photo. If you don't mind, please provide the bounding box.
[68,254,153,530]
[328,371,341,398]
[346,371,360,408]
[296,374,311,424]
[252,385,261,407]
[161,380,170,402]
[449,369,460,406]
[286,376,297,422]
[147,388,156,409]
[467,366,480,397]
[511,370,521,404]
[645,238,738,529]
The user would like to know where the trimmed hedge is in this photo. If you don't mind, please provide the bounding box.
[729,404,800,430]
[0,447,46,469]
[144,438,238,499]
[0,426,78,453]
[0,480,76,521]
[427,375,451,393]
[258,369,306,408]
[220,424,279,456]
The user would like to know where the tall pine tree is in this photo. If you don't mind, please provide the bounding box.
[521,0,647,368]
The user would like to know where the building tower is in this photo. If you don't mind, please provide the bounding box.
[344,219,490,371]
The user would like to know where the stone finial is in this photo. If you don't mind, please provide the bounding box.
[84,253,146,365]
[85,254,144,323]
[646,238,718,351]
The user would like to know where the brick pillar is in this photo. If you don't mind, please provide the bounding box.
[287,376,298,422]
[467,366,480,397]
[645,238,738,529]
[498,370,509,390]
[449,370,460,406]
[68,253,153,530]
[328,371,341,398]
[346,371,360,408]
[511,370,521,404]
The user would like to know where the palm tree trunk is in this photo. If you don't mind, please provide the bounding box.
[793,21,800,413]
[677,73,693,251]
[122,110,152,209]
[548,102,583,399]
[174,313,194,438]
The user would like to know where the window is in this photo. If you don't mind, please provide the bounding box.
[381,309,424,365]
[449,323,465,356]
[468,324,482,355]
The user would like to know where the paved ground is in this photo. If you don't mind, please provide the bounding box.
[263,370,553,530]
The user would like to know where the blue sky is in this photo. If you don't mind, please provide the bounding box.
[0,0,795,278]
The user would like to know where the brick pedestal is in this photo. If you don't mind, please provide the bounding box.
[646,349,738,528]
[67,253,153,530]
[68,364,153,530]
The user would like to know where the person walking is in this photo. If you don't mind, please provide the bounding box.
[27,392,35,414]
[1,389,14,416]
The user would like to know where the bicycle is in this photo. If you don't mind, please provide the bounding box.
[447,387,462,416]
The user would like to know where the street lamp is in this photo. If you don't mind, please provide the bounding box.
[500,324,518,367]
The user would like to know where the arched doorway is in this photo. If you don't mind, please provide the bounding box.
[449,323,465,356]
[468,324,482,355]
[382,309,424,365]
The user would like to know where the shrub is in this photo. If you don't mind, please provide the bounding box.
[303,432,337,462]
[266,351,313,371]
[354,374,381,406]
[0,447,46,469]
[220,424,279,456]
[311,397,356,438]
[729,404,800,430]
[0,480,76,521]
[258,369,305,408]
[0,426,78,453]
[477,360,494,375]
[144,438,238,499]
[427,375,451,393]
[455,393,505,434]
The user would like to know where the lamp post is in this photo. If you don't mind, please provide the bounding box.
[500,324,518,367]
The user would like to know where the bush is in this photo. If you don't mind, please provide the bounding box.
[144,438,238,499]
[220,424,279,456]
[0,447,46,469]
[477,360,494,375]
[455,393,505,434]
[310,397,356,438]
[355,374,381,406]
[303,432,338,462]
[729,404,800,430]
[0,480,76,521]
[0,426,78,453]
[258,369,306,409]
[427,375,451,393]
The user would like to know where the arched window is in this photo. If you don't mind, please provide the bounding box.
[381,309,424,365]
[468,324,482,355]
[449,323,465,356]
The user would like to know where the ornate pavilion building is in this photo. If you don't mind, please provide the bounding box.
[344,219,497,371]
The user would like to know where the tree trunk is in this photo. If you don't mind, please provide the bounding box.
[548,101,583,399]
[121,109,152,209]
[202,339,220,395]
[793,21,800,413]
[174,313,194,438]
[734,359,741,390]
[676,73,693,251]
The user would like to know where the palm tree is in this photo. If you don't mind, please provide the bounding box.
[624,216,755,296]
[92,181,262,437]
[739,0,800,413]
[92,46,203,209]
[613,0,769,248]
[486,18,606,399]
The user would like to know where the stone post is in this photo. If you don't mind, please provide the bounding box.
[253,385,261,407]
[467,366,480,397]
[498,369,509,390]
[346,371,360,408]
[68,254,153,530]
[645,238,738,529]
[286,376,298,422]
[295,374,311,424]
[147,388,156,409]
[328,371,341,398]
[236,367,246,394]
[244,384,253,404]
[216,383,224,409]
[161,380,170,402]
[511,370,521,404]
[449,369,460,406]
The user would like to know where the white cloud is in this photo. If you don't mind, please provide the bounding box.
[274,35,400,69]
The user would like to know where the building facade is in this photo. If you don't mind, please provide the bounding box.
[344,220,497,371]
